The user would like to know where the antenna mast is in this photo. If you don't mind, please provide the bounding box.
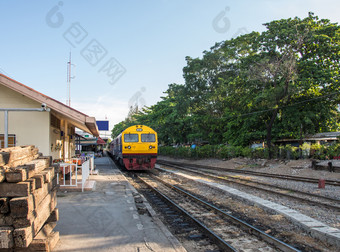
[66,52,73,106]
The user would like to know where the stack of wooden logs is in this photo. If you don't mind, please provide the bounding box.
[0,146,59,251]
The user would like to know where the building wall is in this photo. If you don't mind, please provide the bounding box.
[49,125,63,160]
[0,85,50,155]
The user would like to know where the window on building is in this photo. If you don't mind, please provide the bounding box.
[50,114,61,129]
[0,134,16,148]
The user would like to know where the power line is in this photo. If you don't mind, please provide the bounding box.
[0,66,13,78]
[229,90,340,119]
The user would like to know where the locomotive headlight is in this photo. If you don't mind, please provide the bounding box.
[149,145,153,149]
[128,145,131,149]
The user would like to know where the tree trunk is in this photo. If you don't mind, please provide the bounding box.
[266,108,278,159]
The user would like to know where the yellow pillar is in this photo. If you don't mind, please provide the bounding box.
[64,120,69,160]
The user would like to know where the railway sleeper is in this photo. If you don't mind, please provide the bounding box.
[142,189,222,251]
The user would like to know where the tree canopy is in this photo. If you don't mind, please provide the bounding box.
[112,13,340,153]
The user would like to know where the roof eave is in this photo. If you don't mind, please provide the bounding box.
[85,117,99,137]
[0,74,99,136]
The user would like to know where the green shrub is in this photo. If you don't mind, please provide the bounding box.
[176,146,191,158]
[216,145,230,159]
[159,146,175,156]
[197,145,215,158]
[241,147,252,157]
[159,142,340,160]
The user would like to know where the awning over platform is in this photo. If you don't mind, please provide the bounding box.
[97,137,106,145]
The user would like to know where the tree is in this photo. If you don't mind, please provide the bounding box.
[112,13,340,157]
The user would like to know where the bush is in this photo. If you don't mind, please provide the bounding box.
[159,142,340,160]
[216,145,231,159]
[159,146,176,156]
[196,145,216,158]
[176,146,191,158]
[241,147,252,157]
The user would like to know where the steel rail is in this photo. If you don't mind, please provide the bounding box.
[144,174,300,252]
[137,176,237,252]
[157,160,340,186]
[158,162,340,212]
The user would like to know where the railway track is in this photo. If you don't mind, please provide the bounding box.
[136,173,300,252]
[157,160,340,212]
[157,160,340,187]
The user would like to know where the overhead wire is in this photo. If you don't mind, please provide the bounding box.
[229,90,340,119]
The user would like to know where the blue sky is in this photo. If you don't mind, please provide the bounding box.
[1,0,340,136]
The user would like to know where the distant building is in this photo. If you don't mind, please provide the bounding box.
[0,74,99,160]
[75,130,106,154]
[275,132,340,146]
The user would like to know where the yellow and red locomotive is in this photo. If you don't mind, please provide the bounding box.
[110,125,158,170]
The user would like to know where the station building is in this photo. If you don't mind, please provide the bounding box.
[0,74,99,161]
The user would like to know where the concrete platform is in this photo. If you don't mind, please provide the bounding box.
[54,157,186,252]
[58,179,96,192]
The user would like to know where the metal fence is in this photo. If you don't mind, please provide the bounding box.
[57,157,94,192]
[81,159,90,192]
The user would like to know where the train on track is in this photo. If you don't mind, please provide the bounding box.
[109,125,158,170]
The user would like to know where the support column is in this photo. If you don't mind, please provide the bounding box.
[64,120,68,160]
[4,110,8,148]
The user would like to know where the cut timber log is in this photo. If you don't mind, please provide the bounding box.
[10,217,57,251]
[9,177,57,219]
[38,156,52,167]
[8,153,40,169]
[28,231,59,252]
[0,227,13,249]
[13,226,33,248]
[46,208,59,223]
[22,158,50,176]
[0,169,4,183]
[13,189,57,232]
[0,174,57,227]
[33,177,57,209]
[0,146,39,168]
[14,231,59,252]
[0,214,12,227]
[0,182,31,197]
[41,167,55,184]
[0,199,9,214]
[4,169,27,183]
[35,222,56,240]
[24,220,58,252]
[5,159,52,183]
[13,209,57,248]
[0,147,58,250]
[0,153,9,167]
[9,195,34,218]
[32,174,44,189]
[26,179,36,193]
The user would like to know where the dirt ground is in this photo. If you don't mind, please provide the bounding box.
[159,156,340,180]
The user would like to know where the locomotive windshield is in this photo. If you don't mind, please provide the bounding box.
[141,133,156,142]
[124,134,139,142]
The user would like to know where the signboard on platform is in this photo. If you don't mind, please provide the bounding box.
[96,120,109,131]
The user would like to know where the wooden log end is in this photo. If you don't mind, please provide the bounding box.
[13,226,33,248]
[0,199,9,214]
[0,226,14,249]
[5,169,28,183]
[9,195,34,218]
[0,152,10,167]
[0,182,30,198]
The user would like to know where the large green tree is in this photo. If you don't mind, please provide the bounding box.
[112,13,340,156]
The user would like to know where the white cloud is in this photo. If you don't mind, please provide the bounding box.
[71,95,129,137]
